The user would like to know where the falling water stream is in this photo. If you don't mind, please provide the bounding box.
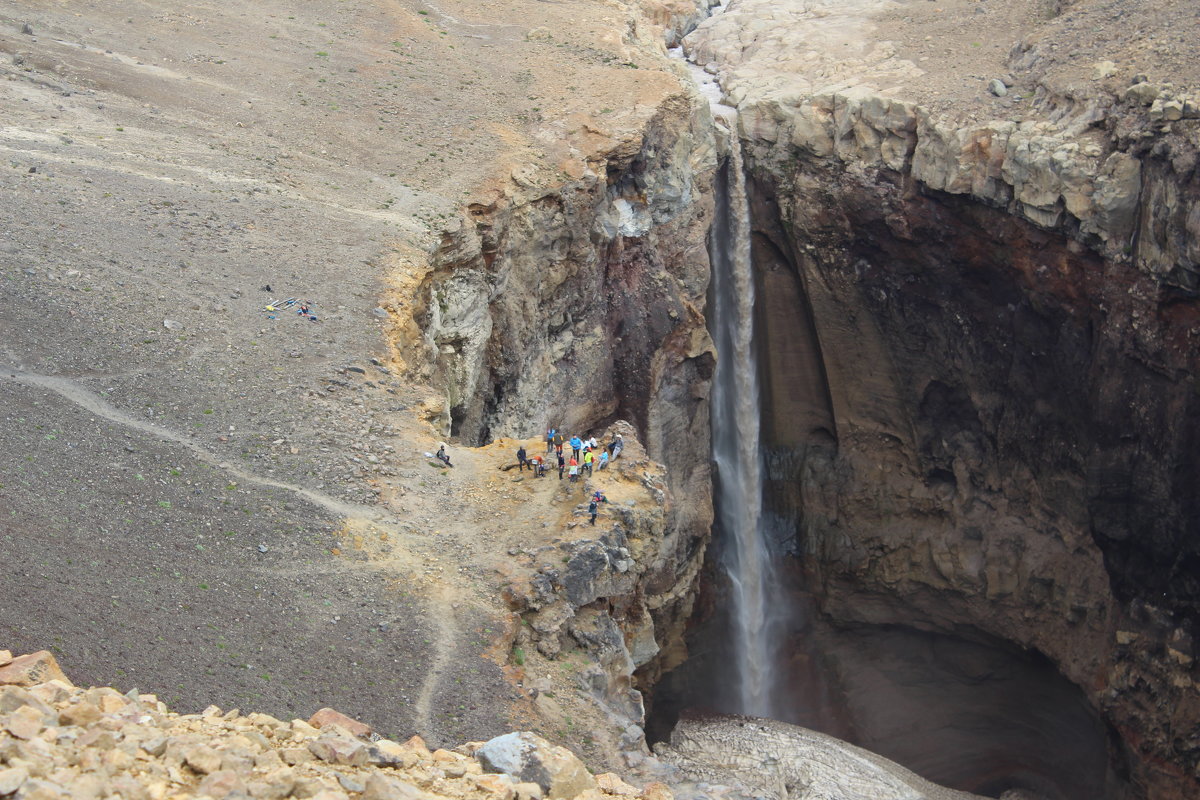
[659,40,1119,800]
[705,113,780,717]
[669,31,784,718]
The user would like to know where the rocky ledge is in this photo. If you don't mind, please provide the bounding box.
[493,424,707,768]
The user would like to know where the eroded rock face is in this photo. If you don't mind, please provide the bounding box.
[406,86,720,757]
[501,426,709,758]
[741,134,1197,800]
[412,94,716,451]
[409,89,717,593]
[683,0,1199,797]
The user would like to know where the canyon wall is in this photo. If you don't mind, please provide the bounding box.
[398,75,721,762]
[682,2,1200,795]
[397,0,1200,793]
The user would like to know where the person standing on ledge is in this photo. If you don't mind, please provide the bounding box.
[570,435,582,461]
[588,497,598,526]
[517,444,529,472]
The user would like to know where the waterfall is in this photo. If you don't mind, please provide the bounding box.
[708,119,779,717]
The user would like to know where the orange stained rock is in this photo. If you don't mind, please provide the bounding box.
[0,651,72,688]
[309,707,373,739]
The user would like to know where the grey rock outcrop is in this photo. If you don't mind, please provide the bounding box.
[476,732,597,799]
[655,713,984,800]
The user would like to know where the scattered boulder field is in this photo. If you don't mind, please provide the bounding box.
[0,649,672,800]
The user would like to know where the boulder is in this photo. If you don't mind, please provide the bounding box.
[0,686,53,715]
[308,707,372,738]
[0,767,29,796]
[1124,81,1160,104]
[475,733,597,800]
[0,651,71,687]
[595,773,639,796]
[198,770,247,799]
[3,704,49,739]
[361,774,429,800]
[308,734,368,766]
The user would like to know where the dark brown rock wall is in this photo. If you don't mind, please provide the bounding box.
[745,140,1200,798]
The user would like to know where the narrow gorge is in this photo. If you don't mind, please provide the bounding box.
[411,0,1200,798]
[1,0,1197,799]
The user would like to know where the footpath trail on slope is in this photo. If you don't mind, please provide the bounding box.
[1,366,611,745]
[5,367,490,728]
[5,369,389,524]
[413,583,463,733]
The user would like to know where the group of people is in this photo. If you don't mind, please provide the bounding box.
[515,428,625,483]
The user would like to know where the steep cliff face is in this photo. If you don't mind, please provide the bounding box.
[744,138,1199,797]
[398,73,719,766]
[683,0,1200,797]
[409,90,715,537]
[497,424,711,767]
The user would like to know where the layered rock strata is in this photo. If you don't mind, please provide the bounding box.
[403,57,722,755]
[683,0,1200,797]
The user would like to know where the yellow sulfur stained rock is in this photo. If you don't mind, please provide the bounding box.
[638,783,673,800]
[472,772,516,800]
